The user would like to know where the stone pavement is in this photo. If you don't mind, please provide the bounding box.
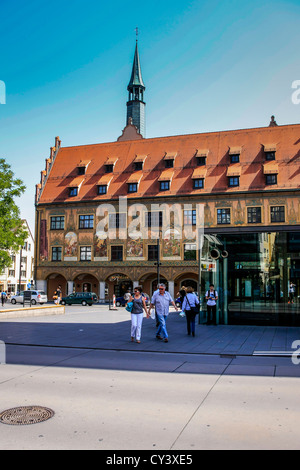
[1,305,300,376]
[1,305,300,450]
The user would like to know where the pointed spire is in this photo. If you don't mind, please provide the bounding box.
[127,40,145,90]
[125,31,146,137]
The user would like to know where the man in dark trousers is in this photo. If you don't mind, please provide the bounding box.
[206,284,218,325]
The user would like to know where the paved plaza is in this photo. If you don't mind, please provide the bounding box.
[0,304,300,450]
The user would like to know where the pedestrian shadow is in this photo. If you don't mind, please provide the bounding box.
[2,313,300,376]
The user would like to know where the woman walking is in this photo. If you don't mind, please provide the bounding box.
[130,286,149,343]
[181,286,200,337]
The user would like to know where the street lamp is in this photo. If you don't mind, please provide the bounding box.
[154,236,162,287]
[18,247,22,294]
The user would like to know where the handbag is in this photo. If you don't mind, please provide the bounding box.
[125,301,133,312]
[150,308,156,320]
[186,294,200,314]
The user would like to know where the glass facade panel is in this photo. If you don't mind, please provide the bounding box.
[211,232,300,325]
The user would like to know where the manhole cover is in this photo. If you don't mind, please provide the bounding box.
[0,406,54,426]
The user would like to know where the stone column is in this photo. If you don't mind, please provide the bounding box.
[36,280,47,291]
[99,281,106,303]
[168,280,175,300]
[67,281,74,295]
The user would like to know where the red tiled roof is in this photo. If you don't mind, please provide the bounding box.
[37,123,300,204]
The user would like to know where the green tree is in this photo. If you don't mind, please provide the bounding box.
[0,158,27,271]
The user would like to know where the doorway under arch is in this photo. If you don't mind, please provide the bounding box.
[46,273,67,298]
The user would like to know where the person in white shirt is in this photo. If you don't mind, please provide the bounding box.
[148,283,178,342]
[288,282,296,304]
[181,286,200,336]
[206,284,218,325]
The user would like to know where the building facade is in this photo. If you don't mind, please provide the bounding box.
[34,44,300,325]
[0,220,34,295]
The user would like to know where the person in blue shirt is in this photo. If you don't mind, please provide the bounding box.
[148,283,178,342]
[181,286,200,336]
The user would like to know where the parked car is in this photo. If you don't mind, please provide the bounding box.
[10,290,48,305]
[60,292,98,306]
[115,296,126,307]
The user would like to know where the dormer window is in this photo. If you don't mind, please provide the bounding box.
[197,156,206,166]
[133,155,147,171]
[195,149,208,165]
[230,154,240,164]
[128,183,138,193]
[69,187,78,197]
[165,159,174,168]
[192,167,207,186]
[263,161,278,185]
[68,176,84,197]
[77,166,85,175]
[126,171,142,194]
[77,160,90,175]
[105,164,114,173]
[228,176,240,187]
[158,170,173,191]
[193,178,204,189]
[104,157,118,173]
[96,174,113,195]
[264,145,276,161]
[229,147,241,163]
[134,161,143,171]
[163,152,176,169]
[97,185,107,195]
[265,151,275,161]
[160,180,170,191]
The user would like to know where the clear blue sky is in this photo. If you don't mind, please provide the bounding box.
[1,0,300,234]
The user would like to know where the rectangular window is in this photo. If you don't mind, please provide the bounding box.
[80,246,92,261]
[165,159,174,168]
[128,183,138,193]
[77,166,86,175]
[193,178,204,189]
[69,187,78,197]
[217,208,231,225]
[52,246,62,261]
[228,176,239,187]
[97,185,107,195]
[183,210,196,226]
[196,156,206,166]
[159,180,170,191]
[247,207,262,224]
[184,244,197,260]
[230,154,240,163]
[105,164,114,173]
[146,211,163,228]
[21,270,26,277]
[79,215,94,229]
[134,161,143,171]
[270,206,285,223]
[111,245,123,261]
[266,174,277,185]
[148,244,158,261]
[265,151,275,161]
[9,270,15,276]
[50,216,65,230]
[109,213,127,229]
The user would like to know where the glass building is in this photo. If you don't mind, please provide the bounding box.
[200,231,300,325]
